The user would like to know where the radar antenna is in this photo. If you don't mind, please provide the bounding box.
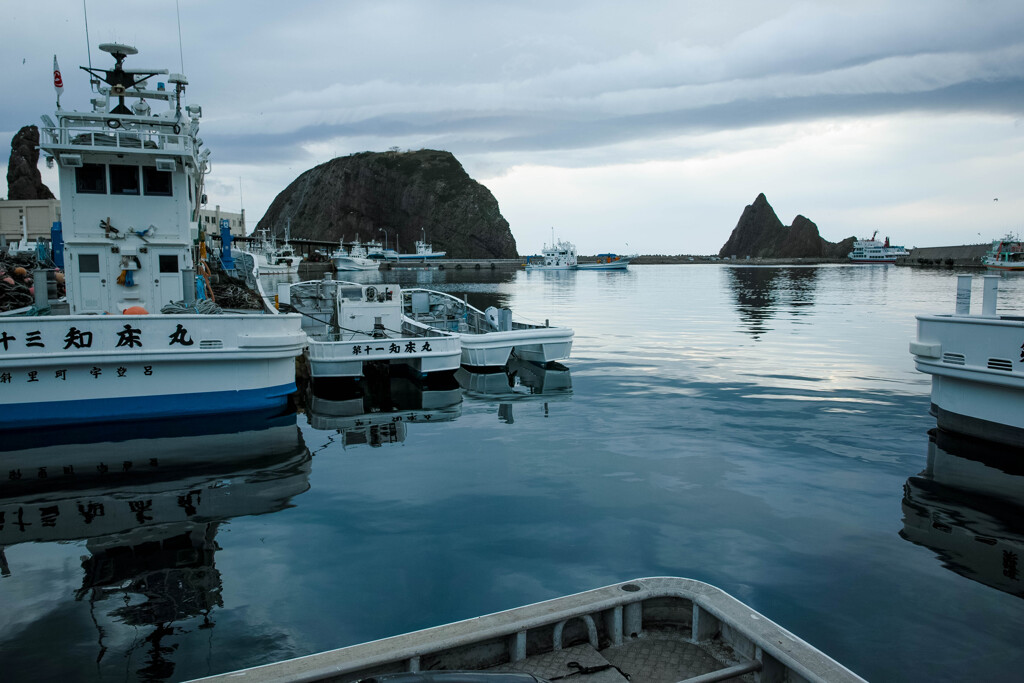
[81,43,168,115]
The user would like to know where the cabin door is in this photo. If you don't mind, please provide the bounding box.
[154,252,184,308]
[74,250,108,313]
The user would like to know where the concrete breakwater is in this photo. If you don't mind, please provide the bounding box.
[897,244,989,268]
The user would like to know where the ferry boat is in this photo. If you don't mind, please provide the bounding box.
[981,234,1024,271]
[246,225,301,275]
[195,576,865,683]
[281,279,461,380]
[847,231,909,263]
[525,237,578,270]
[910,275,1024,447]
[402,288,574,367]
[13,43,305,428]
[330,238,380,271]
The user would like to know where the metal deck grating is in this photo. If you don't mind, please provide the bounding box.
[486,634,753,683]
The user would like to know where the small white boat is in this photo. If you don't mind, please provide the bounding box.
[330,238,380,271]
[368,237,447,261]
[577,253,636,270]
[247,225,302,274]
[402,288,573,368]
[910,275,1024,447]
[282,279,461,379]
[18,42,305,428]
[982,233,1024,271]
[196,576,865,683]
[848,231,909,263]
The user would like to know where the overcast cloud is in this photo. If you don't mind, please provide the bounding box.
[3,0,1022,254]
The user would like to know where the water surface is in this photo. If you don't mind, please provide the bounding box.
[2,264,1023,682]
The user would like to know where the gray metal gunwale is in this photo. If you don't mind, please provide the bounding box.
[196,577,865,683]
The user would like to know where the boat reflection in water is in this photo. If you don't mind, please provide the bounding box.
[725,266,819,340]
[304,373,463,448]
[0,410,310,680]
[457,358,572,423]
[901,428,1024,598]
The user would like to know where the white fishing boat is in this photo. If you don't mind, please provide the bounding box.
[330,238,380,271]
[246,224,302,274]
[195,576,865,683]
[981,233,1024,271]
[16,43,305,429]
[525,237,578,270]
[577,253,636,270]
[281,279,461,379]
[368,232,447,261]
[402,288,573,368]
[847,231,909,263]
[910,275,1024,447]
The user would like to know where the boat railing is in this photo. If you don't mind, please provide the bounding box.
[41,125,196,156]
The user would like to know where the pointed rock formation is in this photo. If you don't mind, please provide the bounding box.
[719,193,854,259]
[6,126,55,200]
[256,149,517,258]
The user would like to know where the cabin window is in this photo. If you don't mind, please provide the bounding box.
[143,166,173,196]
[75,163,107,194]
[109,164,140,195]
[159,255,178,273]
[78,254,100,273]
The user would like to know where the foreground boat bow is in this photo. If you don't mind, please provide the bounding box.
[193,577,863,683]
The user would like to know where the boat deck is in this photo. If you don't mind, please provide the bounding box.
[487,633,752,683]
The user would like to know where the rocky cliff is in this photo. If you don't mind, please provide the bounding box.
[719,193,854,259]
[6,126,54,200]
[256,149,517,258]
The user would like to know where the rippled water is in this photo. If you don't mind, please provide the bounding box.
[2,265,1023,682]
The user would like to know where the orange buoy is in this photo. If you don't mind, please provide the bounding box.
[13,267,27,277]
[55,272,65,284]
[122,306,149,315]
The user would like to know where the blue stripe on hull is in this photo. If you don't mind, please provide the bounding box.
[0,382,297,429]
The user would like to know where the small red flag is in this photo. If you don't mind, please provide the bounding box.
[53,55,64,93]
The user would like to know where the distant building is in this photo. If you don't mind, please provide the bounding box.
[0,198,60,242]
[198,206,246,237]
[0,199,246,242]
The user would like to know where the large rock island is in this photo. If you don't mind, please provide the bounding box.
[719,193,854,259]
[256,149,517,258]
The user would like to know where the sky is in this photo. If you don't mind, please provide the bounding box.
[2,0,1023,255]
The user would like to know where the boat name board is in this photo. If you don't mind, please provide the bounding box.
[0,322,196,353]
[350,340,438,356]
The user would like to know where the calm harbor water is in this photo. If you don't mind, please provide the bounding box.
[2,264,1023,682]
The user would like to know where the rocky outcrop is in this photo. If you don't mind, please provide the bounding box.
[719,193,854,259]
[6,126,55,200]
[256,149,517,258]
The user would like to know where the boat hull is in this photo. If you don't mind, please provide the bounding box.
[305,335,462,378]
[0,313,305,428]
[911,313,1024,447]
[461,328,574,367]
[331,257,379,271]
